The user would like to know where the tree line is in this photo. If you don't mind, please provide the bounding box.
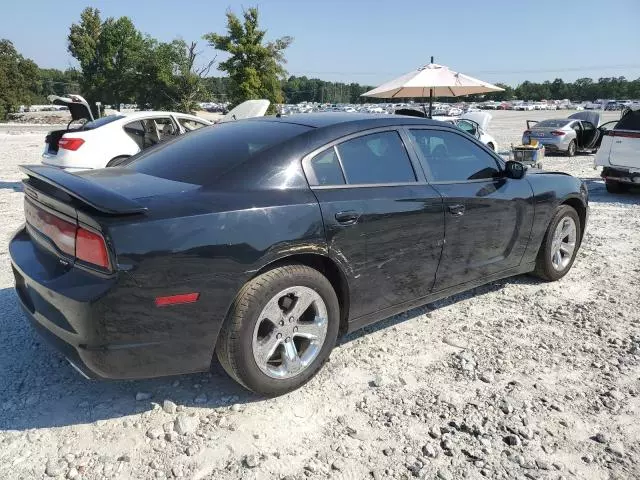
[2,6,640,120]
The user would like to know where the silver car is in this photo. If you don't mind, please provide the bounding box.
[522,112,606,156]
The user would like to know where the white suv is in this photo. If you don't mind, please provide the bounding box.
[595,106,640,193]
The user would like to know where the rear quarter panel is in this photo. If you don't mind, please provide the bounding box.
[97,188,326,372]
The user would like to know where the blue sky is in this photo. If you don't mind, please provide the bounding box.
[3,0,640,87]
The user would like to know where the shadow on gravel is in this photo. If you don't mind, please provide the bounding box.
[341,274,542,345]
[581,177,640,204]
[0,181,23,192]
[0,287,259,432]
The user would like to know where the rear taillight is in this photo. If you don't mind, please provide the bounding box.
[58,137,85,151]
[523,130,532,135]
[26,200,111,271]
[76,227,110,270]
[30,206,76,256]
[551,131,566,136]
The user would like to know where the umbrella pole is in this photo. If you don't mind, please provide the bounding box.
[428,56,435,118]
[429,88,433,118]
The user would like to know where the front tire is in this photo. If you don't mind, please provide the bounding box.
[533,205,581,281]
[566,140,577,157]
[216,264,340,396]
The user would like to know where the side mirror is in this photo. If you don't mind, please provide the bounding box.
[504,160,526,179]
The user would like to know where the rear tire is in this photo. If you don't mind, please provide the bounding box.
[533,205,581,281]
[486,142,495,151]
[106,155,130,168]
[566,140,576,157]
[605,180,629,194]
[216,264,340,396]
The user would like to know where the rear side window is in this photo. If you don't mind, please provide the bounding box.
[615,110,640,131]
[336,131,416,184]
[127,121,310,186]
[309,148,345,186]
[178,117,208,132]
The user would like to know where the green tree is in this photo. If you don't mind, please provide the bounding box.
[0,39,40,119]
[204,7,292,107]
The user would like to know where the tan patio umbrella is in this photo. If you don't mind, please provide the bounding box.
[362,57,504,117]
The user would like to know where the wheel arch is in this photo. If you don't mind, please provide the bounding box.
[251,253,351,335]
[560,196,587,241]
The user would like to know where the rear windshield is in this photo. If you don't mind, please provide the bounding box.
[126,120,311,186]
[615,110,640,131]
[83,115,125,130]
[533,120,570,128]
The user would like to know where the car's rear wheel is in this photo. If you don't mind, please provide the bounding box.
[533,205,581,281]
[106,155,130,167]
[216,264,340,396]
[566,140,577,157]
[605,180,629,194]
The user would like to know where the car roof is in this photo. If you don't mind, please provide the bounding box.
[120,111,209,121]
[249,112,448,129]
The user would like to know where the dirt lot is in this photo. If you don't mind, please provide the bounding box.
[0,111,638,480]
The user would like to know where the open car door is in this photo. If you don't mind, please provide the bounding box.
[593,121,618,149]
[456,119,481,140]
[526,120,539,129]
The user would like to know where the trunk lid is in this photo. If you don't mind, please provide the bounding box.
[48,94,95,123]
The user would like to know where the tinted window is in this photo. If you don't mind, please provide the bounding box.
[309,147,345,186]
[616,110,640,131]
[128,120,310,186]
[534,120,571,128]
[82,115,125,130]
[409,129,500,182]
[336,131,416,184]
[123,120,145,149]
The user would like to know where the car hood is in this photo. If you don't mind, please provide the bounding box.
[48,94,94,122]
[220,99,270,123]
[460,112,491,131]
[568,111,601,127]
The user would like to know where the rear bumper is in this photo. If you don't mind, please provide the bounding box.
[601,166,640,185]
[9,226,215,380]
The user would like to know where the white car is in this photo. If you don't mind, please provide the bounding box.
[594,106,640,193]
[42,95,269,171]
[435,112,498,151]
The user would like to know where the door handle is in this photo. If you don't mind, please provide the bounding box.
[448,204,465,216]
[335,210,360,225]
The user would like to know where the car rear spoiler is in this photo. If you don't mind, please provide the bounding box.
[19,165,147,215]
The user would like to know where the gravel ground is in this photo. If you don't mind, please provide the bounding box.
[0,111,639,480]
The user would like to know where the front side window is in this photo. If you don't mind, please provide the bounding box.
[409,129,500,182]
[335,131,416,184]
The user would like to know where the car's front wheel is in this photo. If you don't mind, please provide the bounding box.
[216,264,340,396]
[533,205,581,281]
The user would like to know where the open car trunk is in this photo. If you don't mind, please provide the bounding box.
[44,95,95,155]
[219,99,270,123]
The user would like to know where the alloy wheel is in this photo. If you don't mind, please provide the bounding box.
[252,286,328,379]
[550,216,577,271]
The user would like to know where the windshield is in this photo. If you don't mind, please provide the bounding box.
[533,120,571,128]
[83,115,125,130]
[126,120,311,186]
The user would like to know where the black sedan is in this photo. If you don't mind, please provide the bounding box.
[10,114,589,395]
